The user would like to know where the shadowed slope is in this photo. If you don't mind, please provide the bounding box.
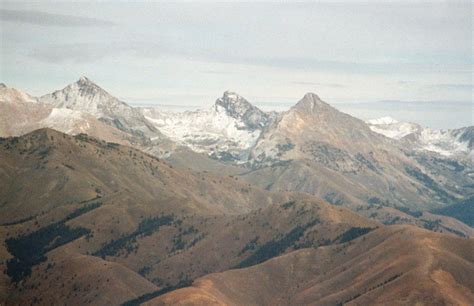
[0,129,378,305]
[151,225,474,306]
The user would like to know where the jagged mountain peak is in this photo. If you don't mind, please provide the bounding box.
[215,91,252,112]
[214,91,270,130]
[222,90,240,99]
[67,76,112,99]
[78,75,90,82]
[75,76,103,90]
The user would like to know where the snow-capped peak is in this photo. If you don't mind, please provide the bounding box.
[367,116,399,125]
[215,91,251,114]
[76,76,99,91]
[367,116,472,157]
[39,77,157,135]
[140,92,275,161]
[39,76,117,116]
[79,76,89,82]
[214,91,270,130]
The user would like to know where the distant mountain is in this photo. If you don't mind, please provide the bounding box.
[250,93,389,163]
[0,83,38,104]
[39,77,158,136]
[140,91,275,161]
[0,83,132,145]
[2,79,473,214]
[2,83,474,305]
[242,93,474,211]
[367,116,473,159]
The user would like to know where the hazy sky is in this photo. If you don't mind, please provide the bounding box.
[0,1,472,128]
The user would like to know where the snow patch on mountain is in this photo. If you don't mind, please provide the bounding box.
[366,116,399,125]
[39,77,157,135]
[141,92,271,160]
[40,108,92,134]
[368,122,421,140]
[39,76,115,117]
[417,129,470,156]
[367,117,472,157]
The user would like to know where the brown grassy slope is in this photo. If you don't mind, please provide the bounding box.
[151,225,474,306]
[0,129,378,305]
[3,195,377,305]
[0,128,276,304]
[97,194,377,289]
[6,254,158,306]
[0,128,276,224]
[354,205,474,238]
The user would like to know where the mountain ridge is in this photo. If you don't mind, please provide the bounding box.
[1,79,474,305]
[367,116,473,160]
[39,77,158,136]
[152,225,474,306]
[2,79,474,214]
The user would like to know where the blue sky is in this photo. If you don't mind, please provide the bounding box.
[0,1,472,128]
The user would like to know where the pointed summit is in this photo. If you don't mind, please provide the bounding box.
[78,76,89,82]
[215,91,249,110]
[39,77,158,135]
[214,91,270,130]
[292,92,332,113]
[73,76,109,97]
[39,77,116,116]
[76,76,99,89]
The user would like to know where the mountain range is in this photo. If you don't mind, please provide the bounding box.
[367,116,473,160]
[1,77,473,305]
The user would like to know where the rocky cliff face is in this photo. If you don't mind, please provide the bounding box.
[214,91,272,131]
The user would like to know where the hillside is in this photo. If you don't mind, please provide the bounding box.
[0,129,378,305]
[432,196,474,227]
[151,225,474,306]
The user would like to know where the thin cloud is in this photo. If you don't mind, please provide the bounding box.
[292,81,346,88]
[433,83,474,90]
[0,9,115,27]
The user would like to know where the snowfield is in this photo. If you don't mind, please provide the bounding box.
[142,104,261,154]
[367,117,471,157]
